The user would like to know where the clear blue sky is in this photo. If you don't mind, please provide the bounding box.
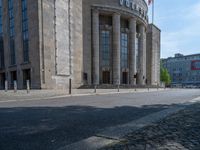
[148,0,200,58]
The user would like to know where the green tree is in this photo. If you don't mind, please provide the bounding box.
[160,62,171,86]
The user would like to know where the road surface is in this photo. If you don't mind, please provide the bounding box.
[0,89,200,150]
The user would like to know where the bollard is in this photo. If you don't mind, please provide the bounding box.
[5,80,8,92]
[148,87,150,92]
[94,85,97,93]
[14,80,17,93]
[26,80,30,94]
[69,78,72,95]
[117,84,120,92]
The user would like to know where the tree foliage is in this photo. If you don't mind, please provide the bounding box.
[160,62,171,86]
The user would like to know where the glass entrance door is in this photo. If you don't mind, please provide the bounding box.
[10,71,17,89]
[122,72,128,84]
[23,69,31,89]
[102,71,110,84]
[0,73,5,90]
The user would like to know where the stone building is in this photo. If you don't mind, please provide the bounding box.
[0,0,160,89]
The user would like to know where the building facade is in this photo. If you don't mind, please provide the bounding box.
[162,53,200,87]
[0,0,160,90]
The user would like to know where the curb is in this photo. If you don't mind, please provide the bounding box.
[0,89,168,103]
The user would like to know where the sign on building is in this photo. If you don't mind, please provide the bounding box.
[191,60,200,70]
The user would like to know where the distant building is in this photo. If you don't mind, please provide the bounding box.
[162,53,200,87]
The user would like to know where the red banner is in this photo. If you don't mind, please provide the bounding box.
[191,60,200,70]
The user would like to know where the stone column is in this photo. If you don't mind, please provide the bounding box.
[129,18,136,85]
[138,24,146,85]
[112,13,121,85]
[92,10,100,85]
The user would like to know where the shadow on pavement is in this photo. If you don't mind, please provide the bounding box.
[101,103,200,150]
[0,104,178,150]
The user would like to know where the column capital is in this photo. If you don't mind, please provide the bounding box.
[113,12,121,16]
[138,24,146,35]
[138,23,145,28]
[139,23,147,32]
[92,9,99,14]
[129,17,137,22]
[129,18,137,33]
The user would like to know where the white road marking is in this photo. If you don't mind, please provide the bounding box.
[190,96,200,103]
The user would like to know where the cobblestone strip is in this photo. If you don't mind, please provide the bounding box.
[58,136,119,150]
[100,103,200,150]
[58,104,186,150]
[97,105,186,139]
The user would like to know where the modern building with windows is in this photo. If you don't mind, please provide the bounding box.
[0,0,160,89]
[162,53,200,87]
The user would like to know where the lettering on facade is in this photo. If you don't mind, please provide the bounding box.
[119,0,147,18]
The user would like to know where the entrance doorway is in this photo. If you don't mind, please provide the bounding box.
[23,69,31,89]
[10,71,17,89]
[122,72,128,84]
[102,71,110,84]
[0,73,5,90]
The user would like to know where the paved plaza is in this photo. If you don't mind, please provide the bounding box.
[0,89,200,150]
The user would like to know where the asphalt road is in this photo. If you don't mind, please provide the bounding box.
[0,89,200,150]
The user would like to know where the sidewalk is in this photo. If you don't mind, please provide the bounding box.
[0,88,167,102]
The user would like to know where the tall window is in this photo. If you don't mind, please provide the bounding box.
[121,33,128,68]
[101,30,110,66]
[8,0,16,65]
[0,0,4,68]
[22,0,29,62]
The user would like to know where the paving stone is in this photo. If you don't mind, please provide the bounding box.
[100,103,200,150]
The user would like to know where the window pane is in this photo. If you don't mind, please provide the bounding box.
[22,0,29,62]
[101,30,110,66]
[121,33,128,68]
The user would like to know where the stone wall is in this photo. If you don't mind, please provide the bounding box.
[55,0,70,76]
[1,0,41,89]
[146,24,161,86]
[38,0,83,89]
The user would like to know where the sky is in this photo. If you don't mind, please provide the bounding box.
[148,0,200,58]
